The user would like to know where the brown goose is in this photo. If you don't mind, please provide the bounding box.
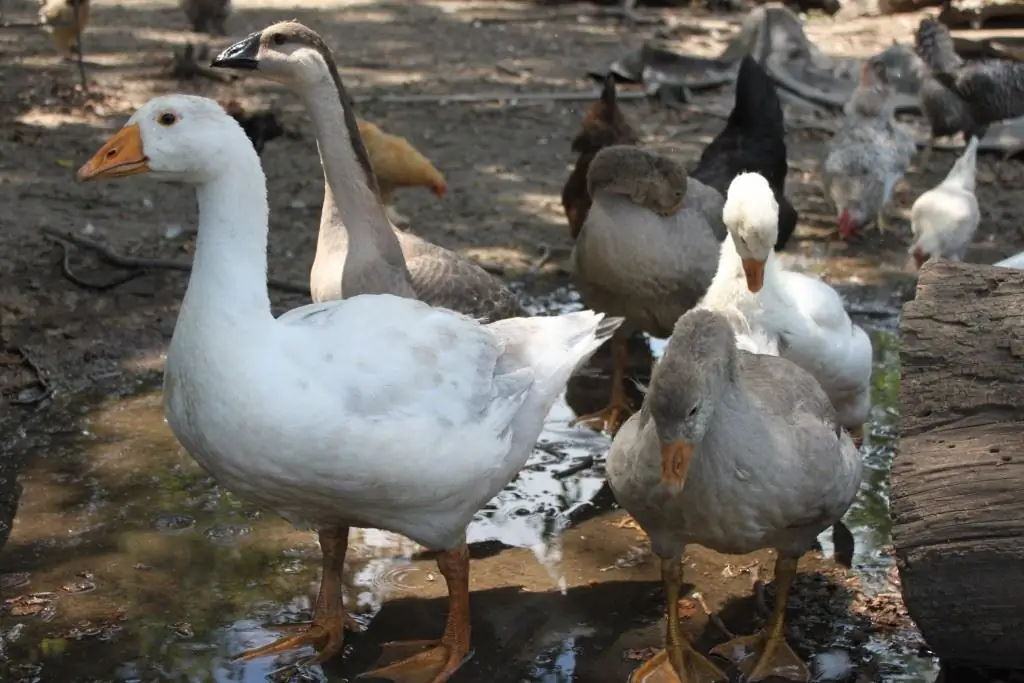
[212,22,525,321]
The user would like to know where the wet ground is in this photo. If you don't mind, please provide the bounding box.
[0,270,933,683]
[4,0,1022,681]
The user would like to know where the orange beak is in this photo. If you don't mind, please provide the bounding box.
[741,258,766,293]
[77,124,150,182]
[911,246,928,269]
[660,440,694,490]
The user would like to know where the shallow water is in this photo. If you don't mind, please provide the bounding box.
[0,267,936,682]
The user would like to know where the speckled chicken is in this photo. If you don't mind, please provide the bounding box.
[909,136,980,268]
[917,18,1024,134]
[821,62,916,239]
[180,0,230,35]
[38,0,89,58]
[871,41,977,170]
[692,56,798,251]
[909,20,986,154]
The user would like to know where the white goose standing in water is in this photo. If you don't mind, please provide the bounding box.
[76,94,621,682]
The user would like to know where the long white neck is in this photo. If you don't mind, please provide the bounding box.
[178,146,274,334]
[300,78,413,298]
[703,234,781,306]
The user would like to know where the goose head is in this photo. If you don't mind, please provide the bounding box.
[211,21,337,88]
[648,309,737,490]
[722,172,778,293]
[77,95,250,185]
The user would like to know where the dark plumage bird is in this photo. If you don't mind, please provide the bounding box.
[916,18,1024,134]
[561,74,640,240]
[223,101,284,157]
[691,56,798,251]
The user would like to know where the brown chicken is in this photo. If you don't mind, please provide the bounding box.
[355,119,447,227]
[561,74,639,239]
[38,0,90,58]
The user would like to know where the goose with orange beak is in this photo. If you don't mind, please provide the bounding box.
[606,307,862,683]
[697,173,873,446]
[75,93,623,683]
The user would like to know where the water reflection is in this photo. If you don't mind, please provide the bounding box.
[0,272,935,682]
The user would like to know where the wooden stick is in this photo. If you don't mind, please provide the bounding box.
[72,0,86,91]
[352,89,651,106]
[41,228,310,295]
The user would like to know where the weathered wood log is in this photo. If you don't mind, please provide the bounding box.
[893,260,1024,670]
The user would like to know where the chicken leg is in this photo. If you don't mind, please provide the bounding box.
[234,526,358,663]
[571,331,632,436]
[875,212,890,234]
[358,543,472,683]
[709,555,809,682]
[629,557,726,683]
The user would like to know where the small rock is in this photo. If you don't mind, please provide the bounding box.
[204,523,252,546]
[152,514,197,532]
[170,622,193,638]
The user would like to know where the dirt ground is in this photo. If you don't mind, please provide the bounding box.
[2,0,1024,405]
[0,0,1022,680]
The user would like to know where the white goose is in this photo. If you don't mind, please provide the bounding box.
[698,173,873,441]
[76,95,621,682]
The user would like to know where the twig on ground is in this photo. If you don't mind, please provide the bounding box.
[353,89,650,106]
[41,228,309,295]
[47,235,144,290]
[3,345,54,406]
[692,591,735,639]
[552,455,595,480]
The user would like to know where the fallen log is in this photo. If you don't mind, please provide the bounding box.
[893,260,1024,669]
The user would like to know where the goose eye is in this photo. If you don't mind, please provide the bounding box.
[687,405,698,418]
[158,112,177,126]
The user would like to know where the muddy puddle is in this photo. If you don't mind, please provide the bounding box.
[0,261,936,683]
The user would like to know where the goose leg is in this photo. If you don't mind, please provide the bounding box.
[358,543,472,683]
[571,331,633,436]
[234,526,356,663]
[709,556,810,682]
[629,557,726,683]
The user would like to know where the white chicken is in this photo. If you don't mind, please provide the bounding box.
[909,137,980,268]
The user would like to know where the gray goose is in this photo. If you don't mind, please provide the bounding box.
[212,22,525,321]
[569,144,725,436]
[607,308,861,683]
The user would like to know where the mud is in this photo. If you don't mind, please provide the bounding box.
[3,1,1022,681]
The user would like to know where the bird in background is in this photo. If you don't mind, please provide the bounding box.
[38,0,90,59]
[180,0,231,35]
[916,17,1024,132]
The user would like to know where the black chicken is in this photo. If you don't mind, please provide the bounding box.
[917,18,1024,134]
[223,101,285,157]
[691,56,798,251]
